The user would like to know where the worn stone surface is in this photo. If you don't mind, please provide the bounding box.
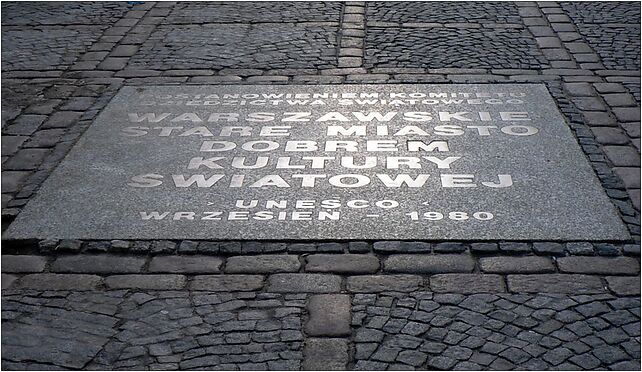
[190,275,264,291]
[305,254,379,273]
[226,255,301,274]
[429,274,505,293]
[507,274,604,294]
[267,274,341,293]
[347,275,423,293]
[2,289,305,370]
[385,254,475,274]
[303,338,348,370]
[1,255,47,273]
[557,257,640,275]
[5,84,630,241]
[17,273,102,290]
[352,291,640,370]
[306,294,351,336]
[148,256,223,273]
[51,255,146,274]
[105,274,187,290]
[479,256,555,274]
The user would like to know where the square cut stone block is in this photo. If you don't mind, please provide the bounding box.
[306,294,351,336]
[303,338,348,370]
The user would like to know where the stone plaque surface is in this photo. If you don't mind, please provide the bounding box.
[4,84,630,240]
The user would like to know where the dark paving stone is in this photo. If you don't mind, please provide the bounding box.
[365,27,547,69]
[163,2,342,24]
[127,24,338,71]
[1,2,131,26]
[367,1,521,23]
[352,292,640,370]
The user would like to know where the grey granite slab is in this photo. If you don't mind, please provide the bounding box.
[4,84,630,240]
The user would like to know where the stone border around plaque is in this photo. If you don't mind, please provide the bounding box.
[3,84,630,240]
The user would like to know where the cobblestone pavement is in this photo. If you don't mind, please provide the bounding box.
[1,1,641,370]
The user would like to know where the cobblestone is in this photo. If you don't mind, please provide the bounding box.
[2,289,305,370]
[352,292,640,370]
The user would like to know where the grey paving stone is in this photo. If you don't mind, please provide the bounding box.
[303,338,348,370]
[267,274,341,293]
[470,243,499,253]
[605,276,641,296]
[557,257,639,275]
[614,167,641,189]
[348,242,370,253]
[1,135,27,156]
[1,274,18,289]
[18,273,101,290]
[591,127,630,145]
[384,255,474,274]
[56,239,83,252]
[532,242,565,255]
[306,294,351,336]
[3,148,50,170]
[430,274,505,293]
[148,256,223,273]
[594,82,627,94]
[1,255,47,273]
[563,82,594,96]
[110,45,139,57]
[347,275,422,293]
[190,275,264,291]
[25,129,67,148]
[566,242,595,256]
[612,107,641,122]
[603,146,640,166]
[305,254,379,273]
[6,115,47,135]
[105,274,187,290]
[41,111,82,129]
[582,111,617,126]
[51,255,145,273]
[507,274,604,293]
[622,122,641,138]
[226,255,300,273]
[603,93,637,107]
[499,242,530,253]
[480,256,555,273]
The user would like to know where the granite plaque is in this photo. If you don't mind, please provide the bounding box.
[4,84,630,240]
